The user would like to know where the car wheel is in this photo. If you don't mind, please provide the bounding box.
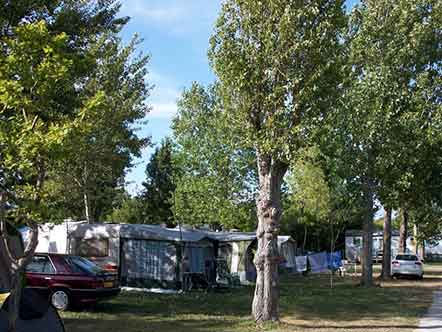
[51,289,70,311]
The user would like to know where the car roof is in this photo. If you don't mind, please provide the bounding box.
[35,253,78,258]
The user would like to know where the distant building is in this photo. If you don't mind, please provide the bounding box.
[345,230,415,262]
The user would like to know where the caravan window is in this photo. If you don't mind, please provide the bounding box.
[75,238,109,257]
[353,238,362,247]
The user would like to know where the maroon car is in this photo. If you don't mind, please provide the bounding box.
[25,253,120,311]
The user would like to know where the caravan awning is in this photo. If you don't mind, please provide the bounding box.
[120,224,208,242]
[205,231,256,242]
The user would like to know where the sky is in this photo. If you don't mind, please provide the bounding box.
[120,0,222,194]
[120,0,359,195]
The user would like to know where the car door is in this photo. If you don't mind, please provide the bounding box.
[25,255,56,297]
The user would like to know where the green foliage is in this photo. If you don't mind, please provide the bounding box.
[172,83,257,230]
[0,20,78,222]
[287,147,332,223]
[106,194,144,225]
[282,146,367,251]
[0,0,150,227]
[138,138,176,226]
[342,0,442,212]
[46,34,151,222]
[209,0,346,158]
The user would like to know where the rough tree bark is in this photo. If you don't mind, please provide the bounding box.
[302,225,307,253]
[6,224,38,332]
[361,179,374,287]
[399,208,408,254]
[1,159,44,331]
[381,207,392,280]
[83,190,92,223]
[252,153,287,323]
[413,224,425,259]
[82,163,94,224]
[0,192,39,332]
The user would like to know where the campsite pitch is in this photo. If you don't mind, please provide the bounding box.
[62,268,442,332]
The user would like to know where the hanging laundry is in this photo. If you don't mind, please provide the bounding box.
[295,256,308,272]
[308,252,329,273]
[327,251,343,271]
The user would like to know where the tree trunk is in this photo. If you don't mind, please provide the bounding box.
[361,180,374,287]
[381,208,392,280]
[252,153,287,323]
[82,163,93,223]
[399,208,408,254]
[414,224,425,260]
[0,163,42,331]
[84,190,92,223]
[302,225,307,253]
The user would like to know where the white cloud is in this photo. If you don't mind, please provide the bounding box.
[147,70,181,119]
[120,0,221,34]
[149,102,178,119]
[121,1,184,24]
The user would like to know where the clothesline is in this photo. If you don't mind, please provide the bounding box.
[294,251,343,274]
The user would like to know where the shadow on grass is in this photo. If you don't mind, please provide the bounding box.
[278,274,436,323]
[62,316,253,332]
[85,286,254,318]
[280,322,442,330]
[61,274,440,332]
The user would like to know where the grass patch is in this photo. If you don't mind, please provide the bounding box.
[61,272,439,332]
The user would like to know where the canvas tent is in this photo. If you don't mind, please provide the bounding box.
[30,221,84,254]
[119,224,214,289]
[27,221,298,288]
[206,231,257,283]
[206,231,297,283]
[65,223,216,288]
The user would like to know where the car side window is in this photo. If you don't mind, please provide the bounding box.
[26,256,55,274]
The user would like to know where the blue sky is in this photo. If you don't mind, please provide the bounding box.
[121,0,359,194]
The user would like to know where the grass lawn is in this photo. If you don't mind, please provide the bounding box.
[61,270,442,332]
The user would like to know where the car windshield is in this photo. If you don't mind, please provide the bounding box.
[64,256,103,275]
[396,254,418,261]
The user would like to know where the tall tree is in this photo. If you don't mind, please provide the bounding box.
[172,83,257,230]
[345,0,442,282]
[0,20,80,331]
[381,208,392,279]
[47,34,150,223]
[0,1,138,329]
[209,0,345,322]
[139,138,176,226]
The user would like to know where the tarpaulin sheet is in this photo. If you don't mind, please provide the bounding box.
[308,252,328,273]
[327,251,343,270]
[280,242,296,268]
[295,256,308,272]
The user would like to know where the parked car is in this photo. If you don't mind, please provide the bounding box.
[391,254,424,279]
[25,253,120,310]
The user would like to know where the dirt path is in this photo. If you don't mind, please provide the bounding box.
[417,291,442,332]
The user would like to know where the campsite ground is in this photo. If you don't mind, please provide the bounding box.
[61,264,442,332]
